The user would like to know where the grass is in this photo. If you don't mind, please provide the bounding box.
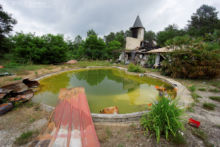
[191,93,201,101]
[188,85,196,92]
[198,88,206,91]
[209,80,220,89]
[191,128,214,147]
[12,77,22,81]
[171,132,186,145]
[209,88,220,93]
[128,63,145,73]
[14,130,38,145]
[0,62,48,76]
[77,60,113,68]
[117,144,124,147]
[105,128,113,137]
[203,103,216,110]
[209,96,220,102]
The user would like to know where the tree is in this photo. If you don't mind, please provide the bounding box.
[87,29,97,37]
[105,40,121,59]
[84,31,106,60]
[188,5,219,36]
[156,24,185,46]
[0,4,16,55]
[144,31,156,45]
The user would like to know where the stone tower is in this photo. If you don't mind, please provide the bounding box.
[130,16,145,41]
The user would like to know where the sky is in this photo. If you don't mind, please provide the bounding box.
[1,0,220,39]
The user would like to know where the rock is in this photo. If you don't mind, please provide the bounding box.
[0,93,6,99]
[100,106,119,114]
[66,60,77,64]
[0,82,28,94]
[23,78,39,88]
[0,72,13,77]
[0,103,13,115]
[9,89,34,103]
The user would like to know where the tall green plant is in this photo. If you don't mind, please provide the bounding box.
[140,97,184,143]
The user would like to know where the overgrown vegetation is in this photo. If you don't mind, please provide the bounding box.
[14,130,38,145]
[140,97,184,143]
[203,103,216,110]
[209,96,220,102]
[128,63,144,73]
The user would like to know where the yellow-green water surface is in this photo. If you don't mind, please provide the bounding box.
[32,68,176,113]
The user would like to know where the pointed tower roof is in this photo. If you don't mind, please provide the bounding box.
[132,15,144,28]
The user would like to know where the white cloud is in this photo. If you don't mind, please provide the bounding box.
[1,0,220,38]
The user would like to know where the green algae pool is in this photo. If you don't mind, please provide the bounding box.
[32,68,176,113]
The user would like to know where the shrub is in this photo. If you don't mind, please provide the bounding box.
[209,96,220,102]
[128,63,144,73]
[189,85,196,92]
[161,36,220,79]
[203,103,216,110]
[140,97,184,143]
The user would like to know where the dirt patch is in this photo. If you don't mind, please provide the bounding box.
[0,102,50,147]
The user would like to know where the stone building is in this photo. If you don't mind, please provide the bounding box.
[119,16,170,68]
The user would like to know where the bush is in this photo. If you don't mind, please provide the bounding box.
[128,63,144,73]
[161,36,220,79]
[189,85,196,92]
[140,97,184,143]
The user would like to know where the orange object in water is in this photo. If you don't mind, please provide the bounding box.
[155,85,166,91]
[147,103,152,107]
[31,87,100,147]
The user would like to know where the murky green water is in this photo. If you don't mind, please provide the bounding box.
[32,68,176,113]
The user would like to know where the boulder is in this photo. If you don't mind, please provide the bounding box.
[100,106,119,114]
[0,82,28,94]
[66,60,77,64]
[9,89,34,103]
[23,79,39,88]
[0,103,13,115]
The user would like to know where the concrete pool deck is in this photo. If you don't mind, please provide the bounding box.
[36,66,193,122]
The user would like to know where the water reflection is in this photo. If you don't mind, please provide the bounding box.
[32,68,176,113]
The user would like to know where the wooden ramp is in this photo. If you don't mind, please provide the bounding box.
[31,87,100,147]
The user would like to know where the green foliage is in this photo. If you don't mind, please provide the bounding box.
[208,88,220,93]
[209,96,220,102]
[12,33,68,64]
[198,88,206,91]
[161,35,220,79]
[140,97,184,143]
[14,130,38,145]
[105,40,121,59]
[84,34,106,60]
[171,132,186,145]
[156,24,185,46]
[0,5,17,56]
[189,85,196,92]
[188,5,219,36]
[144,31,156,46]
[128,63,144,73]
[203,103,216,110]
[104,30,127,48]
